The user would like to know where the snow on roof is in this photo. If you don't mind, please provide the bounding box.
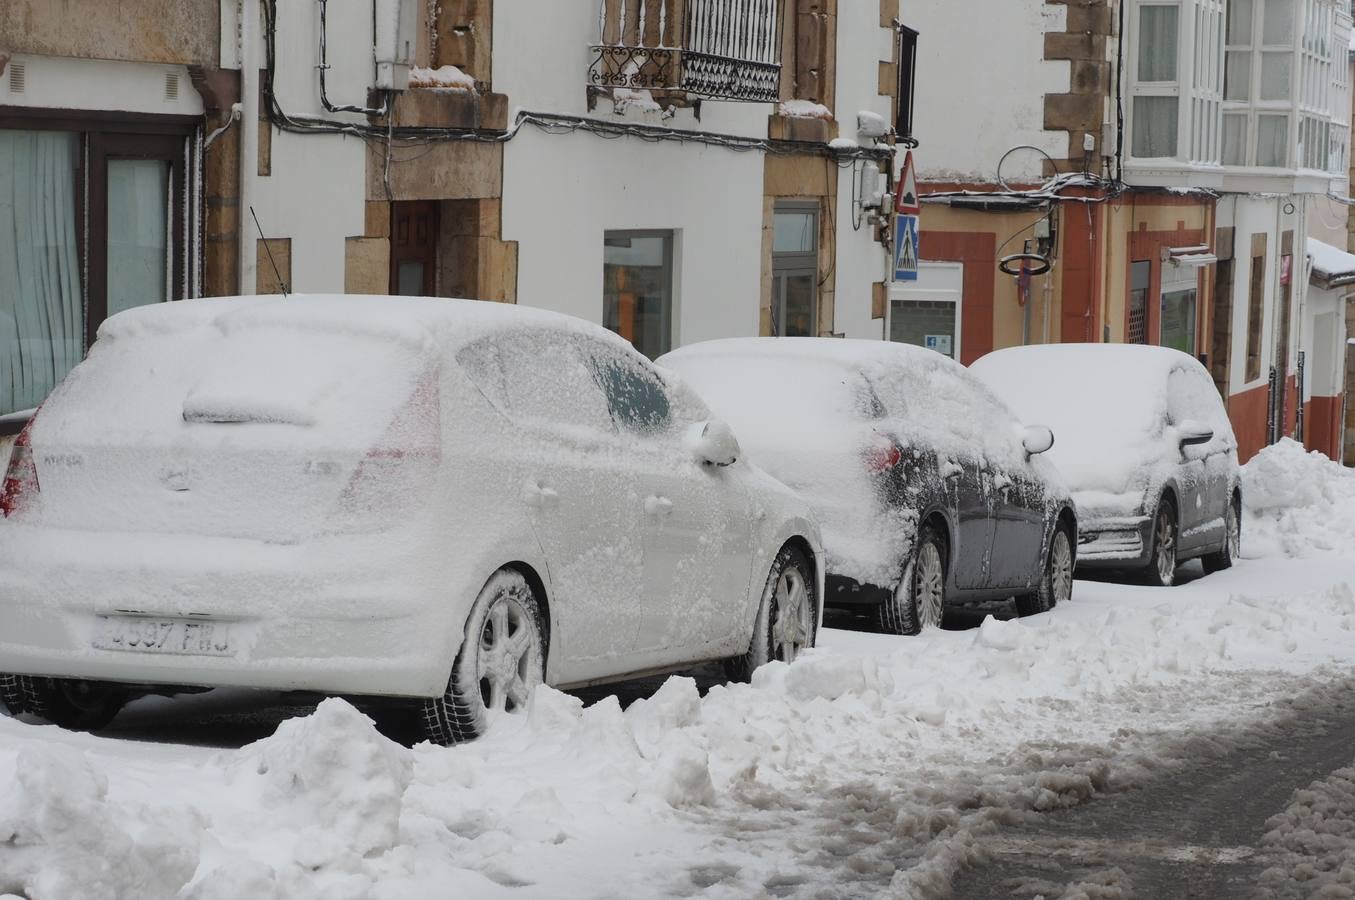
[97,294,628,354]
[1306,237,1355,289]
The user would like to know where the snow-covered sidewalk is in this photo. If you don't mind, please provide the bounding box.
[3,440,1355,899]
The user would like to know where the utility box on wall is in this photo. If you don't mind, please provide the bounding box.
[374,0,417,90]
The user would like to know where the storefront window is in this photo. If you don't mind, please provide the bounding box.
[604,231,673,360]
[772,202,818,336]
[1160,287,1198,353]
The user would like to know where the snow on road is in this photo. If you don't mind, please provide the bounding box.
[3,440,1355,899]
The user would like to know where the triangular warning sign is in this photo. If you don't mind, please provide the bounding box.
[896,150,919,214]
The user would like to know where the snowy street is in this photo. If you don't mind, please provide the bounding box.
[0,440,1353,898]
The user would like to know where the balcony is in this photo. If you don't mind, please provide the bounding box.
[588,0,783,104]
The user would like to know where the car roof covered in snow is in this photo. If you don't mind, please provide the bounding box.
[661,336,959,372]
[969,342,1227,495]
[96,294,636,355]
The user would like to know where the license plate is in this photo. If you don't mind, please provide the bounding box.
[93,615,236,657]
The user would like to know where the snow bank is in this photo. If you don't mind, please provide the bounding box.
[5,560,1355,896]
[1242,438,1355,557]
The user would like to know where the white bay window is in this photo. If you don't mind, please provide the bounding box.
[1129,0,1224,165]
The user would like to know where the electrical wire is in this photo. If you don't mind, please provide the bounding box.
[260,0,893,164]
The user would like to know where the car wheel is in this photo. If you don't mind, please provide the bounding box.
[1143,501,1178,587]
[422,569,546,746]
[725,544,818,682]
[19,677,127,731]
[0,674,26,716]
[1016,525,1073,617]
[1201,497,1240,574]
[876,525,946,636]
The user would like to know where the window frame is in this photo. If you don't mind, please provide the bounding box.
[771,200,820,337]
[0,108,199,422]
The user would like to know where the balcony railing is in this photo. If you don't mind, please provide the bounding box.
[589,0,783,103]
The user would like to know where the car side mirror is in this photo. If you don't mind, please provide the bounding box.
[1021,425,1055,456]
[1177,419,1214,448]
[685,419,740,467]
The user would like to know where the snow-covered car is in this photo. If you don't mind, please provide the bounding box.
[657,339,1077,635]
[969,344,1241,586]
[0,295,823,742]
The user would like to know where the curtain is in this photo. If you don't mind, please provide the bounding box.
[0,130,83,417]
[1133,96,1180,158]
[1138,5,1179,82]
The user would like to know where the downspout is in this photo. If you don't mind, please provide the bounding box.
[239,0,259,296]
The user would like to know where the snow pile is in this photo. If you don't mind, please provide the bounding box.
[407,65,476,91]
[6,561,1355,896]
[778,99,832,119]
[1242,438,1355,557]
[1258,765,1355,895]
[0,745,199,899]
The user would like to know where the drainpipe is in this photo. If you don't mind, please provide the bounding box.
[239,0,260,296]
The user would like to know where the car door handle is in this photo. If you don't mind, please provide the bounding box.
[523,481,560,509]
[644,495,674,517]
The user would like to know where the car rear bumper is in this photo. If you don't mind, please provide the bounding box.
[0,526,458,698]
[1074,514,1153,568]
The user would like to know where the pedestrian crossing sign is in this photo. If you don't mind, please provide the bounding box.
[894,214,919,282]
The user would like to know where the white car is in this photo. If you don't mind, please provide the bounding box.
[970,343,1241,586]
[0,295,822,742]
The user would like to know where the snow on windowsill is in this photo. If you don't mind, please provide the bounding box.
[407,65,477,92]
[777,99,833,120]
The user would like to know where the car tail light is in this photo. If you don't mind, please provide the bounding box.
[1,413,41,519]
[863,434,903,473]
[337,371,441,518]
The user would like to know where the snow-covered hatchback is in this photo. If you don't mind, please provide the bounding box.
[970,344,1241,586]
[0,295,823,742]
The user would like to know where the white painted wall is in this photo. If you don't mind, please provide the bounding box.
[1217,194,1305,395]
[0,53,204,116]
[497,0,898,345]
[906,0,1070,183]
[831,3,900,340]
[228,0,369,294]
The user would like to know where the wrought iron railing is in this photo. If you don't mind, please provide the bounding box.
[589,0,783,103]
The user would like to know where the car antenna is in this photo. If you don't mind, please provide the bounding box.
[249,205,289,297]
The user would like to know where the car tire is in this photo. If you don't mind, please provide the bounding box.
[725,543,818,682]
[1201,496,1240,574]
[0,674,26,716]
[19,677,127,731]
[1016,525,1074,617]
[1143,501,1179,587]
[876,525,946,636]
[422,569,546,746]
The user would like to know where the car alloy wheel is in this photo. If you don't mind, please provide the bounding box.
[1049,529,1074,604]
[1151,505,1177,587]
[915,540,945,629]
[423,569,546,745]
[770,565,813,663]
[474,594,542,715]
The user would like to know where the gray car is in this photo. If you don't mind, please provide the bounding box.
[970,344,1241,586]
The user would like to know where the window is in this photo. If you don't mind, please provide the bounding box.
[772,202,818,337]
[1246,234,1267,382]
[585,346,672,434]
[390,201,438,296]
[603,231,674,360]
[0,119,196,418]
[1160,286,1199,353]
[895,25,919,141]
[458,334,615,433]
[1130,0,1226,164]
